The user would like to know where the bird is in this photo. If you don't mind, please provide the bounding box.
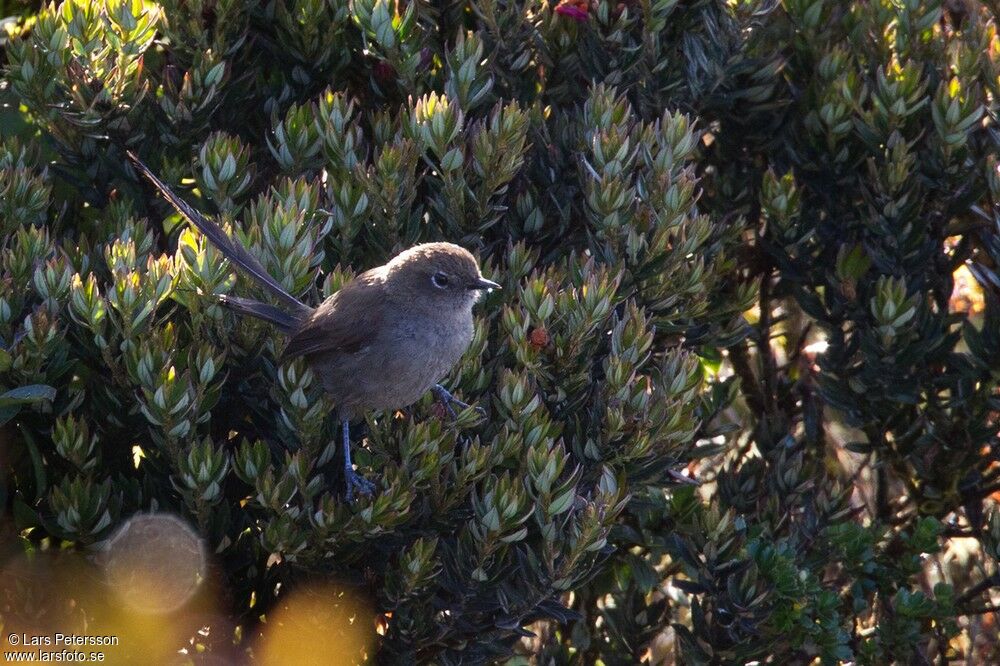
[126,151,500,500]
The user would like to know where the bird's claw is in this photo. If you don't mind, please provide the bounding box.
[432,384,485,420]
[344,468,376,502]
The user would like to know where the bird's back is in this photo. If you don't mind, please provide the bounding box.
[281,267,387,362]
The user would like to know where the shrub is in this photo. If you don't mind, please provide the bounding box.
[1,0,999,663]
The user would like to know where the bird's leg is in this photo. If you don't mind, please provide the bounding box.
[432,384,486,419]
[341,417,375,501]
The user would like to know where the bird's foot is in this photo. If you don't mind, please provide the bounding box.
[432,384,486,420]
[344,468,376,502]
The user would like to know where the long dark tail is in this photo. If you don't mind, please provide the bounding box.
[219,295,304,333]
[127,150,312,318]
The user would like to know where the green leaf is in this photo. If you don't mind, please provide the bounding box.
[19,427,48,502]
[0,384,57,408]
[13,495,40,530]
[844,441,874,454]
[690,443,726,458]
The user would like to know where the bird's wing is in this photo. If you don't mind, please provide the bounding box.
[281,268,386,361]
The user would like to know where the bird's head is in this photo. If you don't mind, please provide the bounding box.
[385,242,499,309]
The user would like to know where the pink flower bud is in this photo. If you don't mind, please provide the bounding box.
[555,1,589,21]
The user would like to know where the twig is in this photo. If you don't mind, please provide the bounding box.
[956,574,1000,606]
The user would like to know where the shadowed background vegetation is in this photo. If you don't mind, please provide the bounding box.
[2,0,1000,663]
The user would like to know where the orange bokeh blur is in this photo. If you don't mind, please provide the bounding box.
[0,513,217,665]
[255,582,376,666]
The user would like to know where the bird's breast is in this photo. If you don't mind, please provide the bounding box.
[394,310,473,368]
[332,308,474,413]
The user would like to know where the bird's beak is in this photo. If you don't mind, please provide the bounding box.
[472,277,501,291]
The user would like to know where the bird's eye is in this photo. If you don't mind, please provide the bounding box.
[432,272,450,289]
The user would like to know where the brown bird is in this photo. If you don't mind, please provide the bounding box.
[127,152,499,499]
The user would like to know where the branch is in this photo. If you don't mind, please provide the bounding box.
[956,574,1000,606]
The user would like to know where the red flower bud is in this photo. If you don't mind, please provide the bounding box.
[555,0,589,22]
[529,327,550,349]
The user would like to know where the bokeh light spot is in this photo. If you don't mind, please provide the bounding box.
[101,513,207,615]
[256,583,375,665]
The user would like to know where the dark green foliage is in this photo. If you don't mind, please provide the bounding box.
[2,0,1000,663]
